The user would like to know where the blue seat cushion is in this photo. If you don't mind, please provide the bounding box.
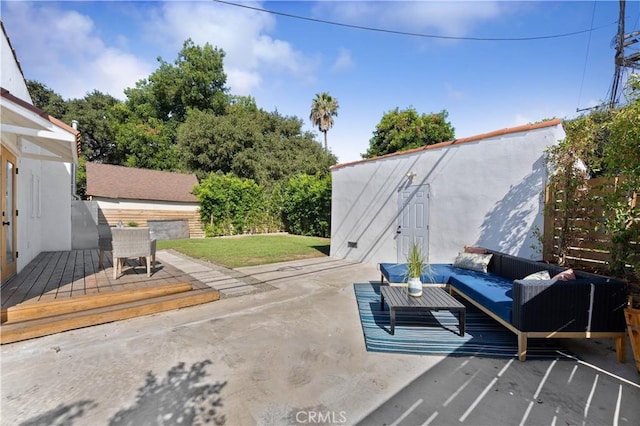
[448,268,513,323]
[379,263,456,284]
[379,263,514,323]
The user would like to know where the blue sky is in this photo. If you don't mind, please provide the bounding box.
[3,1,639,164]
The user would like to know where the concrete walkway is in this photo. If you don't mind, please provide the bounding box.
[1,253,638,425]
[1,254,442,425]
[157,250,274,298]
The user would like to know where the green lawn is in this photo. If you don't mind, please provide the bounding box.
[157,234,330,268]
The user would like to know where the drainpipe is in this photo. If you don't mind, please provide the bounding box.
[71,120,81,200]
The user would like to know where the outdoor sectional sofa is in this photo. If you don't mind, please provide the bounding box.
[379,249,628,361]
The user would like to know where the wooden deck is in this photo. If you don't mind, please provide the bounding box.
[0,249,219,344]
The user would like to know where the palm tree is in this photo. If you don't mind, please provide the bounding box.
[310,92,339,152]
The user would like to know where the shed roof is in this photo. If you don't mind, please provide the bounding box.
[86,163,199,203]
[331,118,563,171]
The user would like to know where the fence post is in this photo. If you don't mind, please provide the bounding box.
[543,183,555,263]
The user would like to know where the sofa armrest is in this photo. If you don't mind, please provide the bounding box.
[511,279,626,332]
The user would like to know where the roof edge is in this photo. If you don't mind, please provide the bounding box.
[1,22,26,85]
[331,118,563,171]
[1,87,80,137]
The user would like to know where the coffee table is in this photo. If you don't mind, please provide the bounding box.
[380,286,466,336]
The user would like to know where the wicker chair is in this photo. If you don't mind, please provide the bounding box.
[111,227,157,279]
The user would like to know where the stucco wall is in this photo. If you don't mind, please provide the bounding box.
[330,123,566,266]
[1,31,30,100]
[2,29,73,275]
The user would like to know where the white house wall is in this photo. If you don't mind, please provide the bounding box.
[330,123,566,266]
[1,32,30,101]
[16,157,42,268]
[2,28,74,274]
[40,161,72,251]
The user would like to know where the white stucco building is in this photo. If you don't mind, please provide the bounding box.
[1,23,79,282]
[330,119,566,266]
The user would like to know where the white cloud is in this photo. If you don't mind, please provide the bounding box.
[332,48,355,73]
[226,69,262,97]
[313,1,508,38]
[513,114,532,127]
[3,1,317,100]
[2,2,151,100]
[445,83,464,100]
[150,2,316,95]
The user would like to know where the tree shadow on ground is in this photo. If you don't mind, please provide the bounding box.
[311,244,330,256]
[19,400,97,426]
[109,360,226,426]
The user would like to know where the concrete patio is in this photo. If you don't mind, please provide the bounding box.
[1,253,638,425]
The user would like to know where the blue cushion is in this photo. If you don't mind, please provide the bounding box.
[379,263,456,284]
[448,268,513,323]
[380,262,514,323]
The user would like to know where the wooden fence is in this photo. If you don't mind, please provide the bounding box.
[543,176,638,273]
[98,208,205,238]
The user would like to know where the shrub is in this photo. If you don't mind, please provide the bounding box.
[194,173,268,236]
[281,173,331,237]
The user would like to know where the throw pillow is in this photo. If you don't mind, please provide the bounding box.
[464,245,488,254]
[453,252,493,273]
[552,268,576,281]
[522,270,551,280]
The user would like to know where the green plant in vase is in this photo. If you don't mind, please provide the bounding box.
[406,241,425,297]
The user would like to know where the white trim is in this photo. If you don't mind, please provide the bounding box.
[1,96,78,164]
[1,123,75,142]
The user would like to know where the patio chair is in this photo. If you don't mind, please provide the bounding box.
[111,227,157,279]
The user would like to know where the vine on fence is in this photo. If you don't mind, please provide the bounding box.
[546,75,640,293]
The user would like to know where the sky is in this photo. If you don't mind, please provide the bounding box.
[2,1,639,164]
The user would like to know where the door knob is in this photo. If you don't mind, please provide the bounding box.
[396,226,402,234]
[2,221,10,226]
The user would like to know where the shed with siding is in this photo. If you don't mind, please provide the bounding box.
[86,163,204,238]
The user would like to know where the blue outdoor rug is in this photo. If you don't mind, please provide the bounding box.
[355,282,569,359]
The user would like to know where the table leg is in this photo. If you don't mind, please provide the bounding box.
[459,309,466,336]
[390,308,395,335]
[380,293,385,311]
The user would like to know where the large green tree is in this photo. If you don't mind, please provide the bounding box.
[178,98,335,186]
[65,91,120,163]
[27,82,121,163]
[26,80,67,118]
[310,92,339,152]
[124,38,228,123]
[114,39,230,170]
[363,108,455,158]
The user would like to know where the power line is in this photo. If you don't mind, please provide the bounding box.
[578,1,598,110]
[213,0,615,42]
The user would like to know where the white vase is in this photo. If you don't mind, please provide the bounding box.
[408,277,423,297]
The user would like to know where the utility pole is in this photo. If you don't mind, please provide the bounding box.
[610,0,626,108]
[610,0,640,108]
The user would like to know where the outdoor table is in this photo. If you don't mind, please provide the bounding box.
[380,286,466,336]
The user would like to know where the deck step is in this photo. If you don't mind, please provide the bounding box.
[1,282,194,324]
[0,287,220,344]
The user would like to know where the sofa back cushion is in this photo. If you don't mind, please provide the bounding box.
[485,250,564,281]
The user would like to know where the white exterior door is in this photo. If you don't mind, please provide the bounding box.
[1,146,17,281]
[397,184,429,262]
